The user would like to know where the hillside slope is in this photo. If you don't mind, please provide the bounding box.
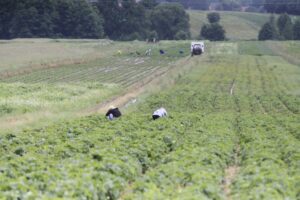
[188,11,270,40]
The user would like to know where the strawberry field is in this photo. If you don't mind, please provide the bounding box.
[0,41,299,199]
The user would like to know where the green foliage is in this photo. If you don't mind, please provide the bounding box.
[219,0,241,11]
[201,23,226,41]
[264,0,300,15]
[277,13,294,40]
[150,3,190,40]
[0,41,299,199]
[163,0,209,10]
[293,20,300,40]
[174,30,190,40]
[0,0,104,39]
[140,0,158,9]
[200,12,225,41]
[207,12,221,23]
[258,22,277,41]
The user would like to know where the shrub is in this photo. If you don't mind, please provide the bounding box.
[200,23,226,41]
[207,12,221,23]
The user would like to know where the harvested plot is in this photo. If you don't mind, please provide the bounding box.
[0,41,299,199]
[0,40,189,130]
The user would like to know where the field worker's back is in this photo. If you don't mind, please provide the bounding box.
[152,107,167,120]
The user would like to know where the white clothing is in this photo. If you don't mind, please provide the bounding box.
[153,108,167,117]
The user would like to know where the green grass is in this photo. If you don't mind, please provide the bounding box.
[0,41,299,199]
[188,11,270,40]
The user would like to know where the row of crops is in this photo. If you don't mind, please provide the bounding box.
[0,42,299,199]
[0,42,189,87]
[0,42,189,120]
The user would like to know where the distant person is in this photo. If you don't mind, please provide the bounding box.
[159,49,165,55]
[106,105,122,120]
[152,107,167,120]
[145,48,152,56]
[117,50,122,55]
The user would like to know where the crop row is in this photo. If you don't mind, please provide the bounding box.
[0,42,299,199]
[2,56,172,87]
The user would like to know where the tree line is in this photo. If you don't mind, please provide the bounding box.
[0,0,190,40]
[259,13,300,40]
[160,0,300,15]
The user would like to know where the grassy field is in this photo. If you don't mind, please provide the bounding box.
[188,11,300,40]
[0,40,299,199]
[188,11,269,40]
[0,39,190,131]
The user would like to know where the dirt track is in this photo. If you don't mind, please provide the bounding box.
[81,56,193,115]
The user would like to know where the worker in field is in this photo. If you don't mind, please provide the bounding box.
[117,50,122,55]
[106,105,122,120]
[145,48,152,56]
[152,107,167,120]
[159,49,165,55]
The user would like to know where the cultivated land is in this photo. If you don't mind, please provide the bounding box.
[0,39,299,199]
[0,39,189,131]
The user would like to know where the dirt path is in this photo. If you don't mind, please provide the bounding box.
[82,56,192,115]
[222,145,240,200]
[230,79,235,95]
[223,145,240,200]
[0,56,193,132]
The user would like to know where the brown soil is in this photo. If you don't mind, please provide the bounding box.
[223,145,240,200]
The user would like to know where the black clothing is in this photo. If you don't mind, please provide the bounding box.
[105,108,122,118]
[152,115,160,120]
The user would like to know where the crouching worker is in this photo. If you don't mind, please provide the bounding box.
[152,107,167,120]
[106,105,122,120]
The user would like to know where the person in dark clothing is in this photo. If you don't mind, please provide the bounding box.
[159,49,165,55]
[105,105,122,120]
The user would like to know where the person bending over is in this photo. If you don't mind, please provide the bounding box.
[152,107,167,120]
[106,105,122,120]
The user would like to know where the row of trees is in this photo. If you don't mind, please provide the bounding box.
[0,0,191,40]
[96,0,190,40]
[0,0,104,39]
[158,0,209,10]
[259,14,300,40]
[264,0,300,15]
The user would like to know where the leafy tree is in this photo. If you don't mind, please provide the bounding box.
[277,13,294,40]
[264,0,300,15]
[96,0,149,40]
[220,0,241,11]
[207,12,221,23]
[200,12,226,41]
[0,0,17,39]
[54,0,104,38]
[293,20,300,40]
[200,23,226,41]
[140,0,158,9]
[163,0,209,10]
[119,0,149,40]
[277,14,292,36]
[96,0,123,39]
[174,30,190,40]
[0,0,104,39]
[258,22,277,40]
[151,3,190,40]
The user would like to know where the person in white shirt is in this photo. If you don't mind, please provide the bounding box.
[152,107,167,120]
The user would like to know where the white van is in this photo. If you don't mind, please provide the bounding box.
[191,41,205,56]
